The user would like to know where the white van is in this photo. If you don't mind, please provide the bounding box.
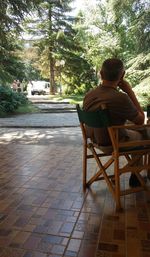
[30,81,50,95]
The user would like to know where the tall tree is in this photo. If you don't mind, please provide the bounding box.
[25,0,95,94]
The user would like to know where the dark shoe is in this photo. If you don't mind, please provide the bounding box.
[129,174,141,187]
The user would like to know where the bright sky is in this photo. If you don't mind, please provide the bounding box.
[72,0,84,10]
[71,0,97,14]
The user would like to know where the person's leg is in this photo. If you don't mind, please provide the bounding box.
[132,123,150,181]
[125,129,143,187]
[126,129,143,140]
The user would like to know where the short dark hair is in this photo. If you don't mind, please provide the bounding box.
[101,58,124,81]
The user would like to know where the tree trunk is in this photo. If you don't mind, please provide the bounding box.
[48,4,55,95]
[49,53,55,95]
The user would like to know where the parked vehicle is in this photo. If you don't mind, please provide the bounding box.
[30,81,50,95]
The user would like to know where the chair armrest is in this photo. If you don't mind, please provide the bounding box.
[108,123,150,151]
[118,139,150,148]
[110,123,150,130]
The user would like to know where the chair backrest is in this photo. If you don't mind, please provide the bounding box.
[76,104,111,128]
[147,105,150,119]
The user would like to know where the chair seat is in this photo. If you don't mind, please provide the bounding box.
[93,142,113,154]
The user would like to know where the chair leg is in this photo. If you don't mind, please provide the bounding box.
[114,156,122,211]
[83,144,87,190]
[147,154,150,180]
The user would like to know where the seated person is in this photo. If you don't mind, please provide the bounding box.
[83,58,149,187]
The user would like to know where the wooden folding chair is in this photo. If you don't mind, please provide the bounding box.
[76,104,150,211]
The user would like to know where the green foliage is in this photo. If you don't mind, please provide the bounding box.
[0,33,24,83]
[0,0,41,83]
[133,77,150,109]
[0,0,40,34]
[24,0,96,94]
[0,0,150,102]
[24,0,78,93]
[125,53,150,86]
[74,1,130,75]
[0,86,29,115]
[76,0,150,97]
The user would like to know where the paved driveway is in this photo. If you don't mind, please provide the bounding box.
[0,112,79,128]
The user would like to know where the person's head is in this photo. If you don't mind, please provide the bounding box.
[100,58,125,82]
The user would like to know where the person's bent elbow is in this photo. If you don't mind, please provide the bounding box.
[133,112,145,125]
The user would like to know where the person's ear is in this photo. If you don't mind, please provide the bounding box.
[120,70,125,79]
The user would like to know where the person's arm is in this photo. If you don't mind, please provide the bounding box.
[118,80,145,124]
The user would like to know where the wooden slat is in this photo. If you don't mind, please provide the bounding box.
[110,123,150,130]
[118,140,150,148]
[120,187,146,196]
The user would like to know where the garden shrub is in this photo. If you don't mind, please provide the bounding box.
[0,85,28,115]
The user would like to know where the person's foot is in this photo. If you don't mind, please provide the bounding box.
[129,173,141,187]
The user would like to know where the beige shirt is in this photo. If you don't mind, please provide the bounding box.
[83,85,138,146]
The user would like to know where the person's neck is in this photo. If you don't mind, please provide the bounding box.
[101,80,118,89]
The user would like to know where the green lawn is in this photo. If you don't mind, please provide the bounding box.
[15,103,40,114]
[47,94,84,104]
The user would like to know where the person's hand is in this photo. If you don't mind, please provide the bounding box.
[117,79,131,93]
[118,79,145,120]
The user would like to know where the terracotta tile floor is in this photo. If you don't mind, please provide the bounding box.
[0,129,150,257]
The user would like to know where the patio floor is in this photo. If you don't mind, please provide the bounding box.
[0,128,150,257]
